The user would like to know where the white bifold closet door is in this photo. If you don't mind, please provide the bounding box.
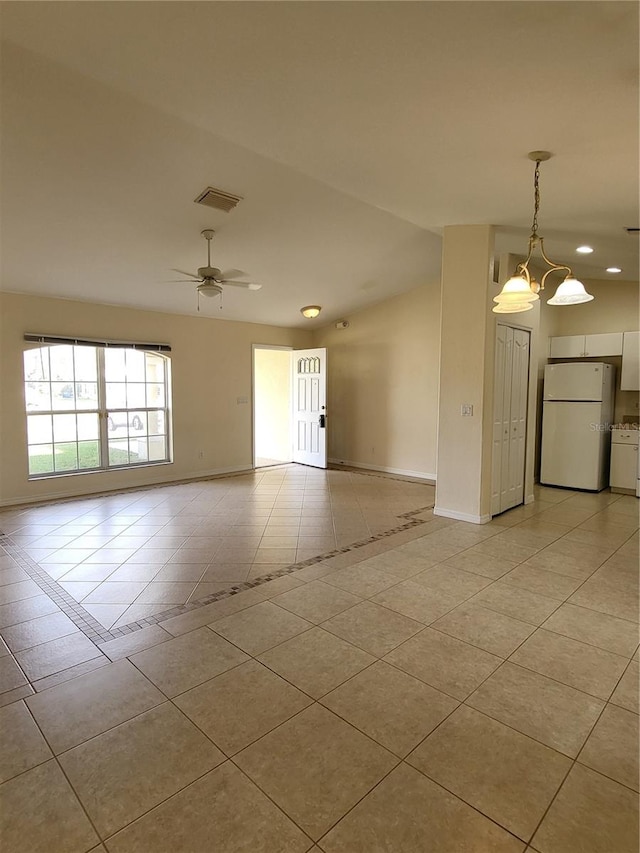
[491,324,531,516]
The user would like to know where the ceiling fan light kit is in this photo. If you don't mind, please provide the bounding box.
[493,151,594,314]
[197,282,223,298]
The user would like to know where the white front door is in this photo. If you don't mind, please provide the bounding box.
[292,347,327,468]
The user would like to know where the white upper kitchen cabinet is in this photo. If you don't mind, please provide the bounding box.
[621,331,640,390]
[584,333,623,357]
[549,335,585,358]
[549,332,623,359]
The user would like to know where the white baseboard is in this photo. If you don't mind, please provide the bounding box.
[198,465,255,478]
[433,506,492,525]
[0,465,254,509]
[329,458,436,483]
[524,493,536,505]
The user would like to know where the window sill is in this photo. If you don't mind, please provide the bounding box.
[27,460,174,481]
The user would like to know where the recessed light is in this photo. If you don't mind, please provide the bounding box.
[576,245,594,254]
[606,267,622,274]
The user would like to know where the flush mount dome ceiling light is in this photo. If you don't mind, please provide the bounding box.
[493,152,594,314]
[301,305,321,319]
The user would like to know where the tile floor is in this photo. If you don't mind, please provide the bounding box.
[0,465,434,642]
[0,465,638,852]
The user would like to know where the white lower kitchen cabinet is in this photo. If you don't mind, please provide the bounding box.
[610,429,639,494]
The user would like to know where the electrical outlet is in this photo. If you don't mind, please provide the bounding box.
[461,403,474,417]
[198,450,204,459]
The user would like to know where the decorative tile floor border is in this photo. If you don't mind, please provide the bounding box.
[0,469,435,646]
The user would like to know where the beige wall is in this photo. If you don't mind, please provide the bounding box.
[6,276,631,510]
[0,293,311,506]
[253,347,292,462]
[435,225,495,522]
[312,283,440,479]
[550,279,639,336]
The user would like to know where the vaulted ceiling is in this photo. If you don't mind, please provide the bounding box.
[1,2,637,327]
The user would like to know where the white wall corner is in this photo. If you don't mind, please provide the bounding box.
[433,505,492,524]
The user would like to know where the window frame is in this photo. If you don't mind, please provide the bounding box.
[23,343,173,479]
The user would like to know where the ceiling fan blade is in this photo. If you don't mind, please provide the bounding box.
[166,279,204,283]
[218,269,247,281]
[220,280,262,290]
[171,268,201,280]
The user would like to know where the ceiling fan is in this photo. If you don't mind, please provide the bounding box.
[170,229,261,305]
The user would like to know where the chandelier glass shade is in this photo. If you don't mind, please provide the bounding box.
[546,277,595,305]
[493,300,534,314]
[493,275,539,307]
[493,152,594,314]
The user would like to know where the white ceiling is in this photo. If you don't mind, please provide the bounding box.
[1,2,638,328]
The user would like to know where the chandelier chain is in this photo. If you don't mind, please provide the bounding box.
[531,159,541,237]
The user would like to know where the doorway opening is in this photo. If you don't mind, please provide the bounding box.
[253,346,292,468]
[253,345,328,470]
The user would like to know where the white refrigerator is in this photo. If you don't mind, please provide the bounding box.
[540,362,615,491]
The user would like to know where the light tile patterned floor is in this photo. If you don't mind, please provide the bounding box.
[1,465,434,642]
[0,466,638,852]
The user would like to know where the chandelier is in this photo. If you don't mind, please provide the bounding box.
[493,151,594,314]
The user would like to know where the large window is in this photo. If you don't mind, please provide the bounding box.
[24,343,171,477]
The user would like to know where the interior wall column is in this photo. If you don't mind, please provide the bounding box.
[435,224,495,523]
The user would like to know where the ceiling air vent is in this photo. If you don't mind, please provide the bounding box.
[194,187,243,213]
